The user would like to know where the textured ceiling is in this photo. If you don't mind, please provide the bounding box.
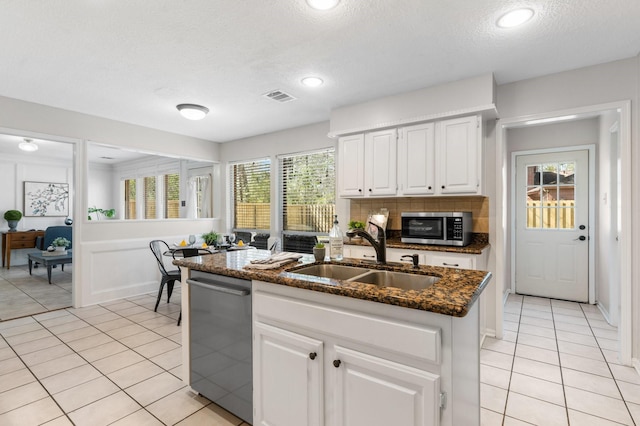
[1,0,639,142]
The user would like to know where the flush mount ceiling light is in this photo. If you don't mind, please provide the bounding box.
[306,0,339,10]
[301,76,324,87]
[497,8,534,28]
[18,138,39,152]
[176,104,209,120]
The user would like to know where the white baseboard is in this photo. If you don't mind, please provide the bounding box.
[503,289,511,306]
[596,302,613,326]
[633,358,640,377]
[480,329,497,348]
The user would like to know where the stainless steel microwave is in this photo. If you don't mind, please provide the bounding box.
[401,212,472,246]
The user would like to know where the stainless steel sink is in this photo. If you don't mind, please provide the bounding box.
[290,264,371,280]
[288,263,440,292]
[350,270,440,291]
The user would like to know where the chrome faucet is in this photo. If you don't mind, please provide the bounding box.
[346,221,386,264]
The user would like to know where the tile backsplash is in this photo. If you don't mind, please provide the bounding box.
[349,196,489,233]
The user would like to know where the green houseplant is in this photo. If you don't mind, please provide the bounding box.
[4,210,23,232]
[88,207,116,220]
[202,231,220,247]
[348,220,365,231]
[51,237,70,252]
[313,242,326,262]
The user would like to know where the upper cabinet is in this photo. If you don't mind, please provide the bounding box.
[338,129,397,197]
[437,116,481,194]
[340,115,482,198]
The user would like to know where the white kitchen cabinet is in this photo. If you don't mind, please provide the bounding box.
[338,129,397,197]
[425,252,476,270]
[253,322,324,426]
[437,116,481,194]
[331,345,440,426]
[398,122,436,196]
[253,281,480,426]
[344,244,377,262]
[338,133,365,197]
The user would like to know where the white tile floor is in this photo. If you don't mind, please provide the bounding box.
[0,283,249,426]
[482,294,640,426]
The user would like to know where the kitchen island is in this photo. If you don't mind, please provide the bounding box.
[174,249,492,426]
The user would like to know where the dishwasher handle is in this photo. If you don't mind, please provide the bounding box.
[187,278,250,296]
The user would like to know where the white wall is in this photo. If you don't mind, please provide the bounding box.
[0,95,221,307]
[87,163,117,219]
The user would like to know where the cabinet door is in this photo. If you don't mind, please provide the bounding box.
[386,248,426,265]
[425,252,475,270]
[330,345,440,426]
[345,245,377,262]
[338,134,365,197]
[398,123,435,195]
[254,322,324,426]
[364,129,397,196]
[438,116,480,194]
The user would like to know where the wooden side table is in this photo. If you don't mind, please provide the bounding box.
[1,230,45,269]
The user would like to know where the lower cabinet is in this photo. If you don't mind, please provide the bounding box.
[253,282,480,426]
[254,322,324,426]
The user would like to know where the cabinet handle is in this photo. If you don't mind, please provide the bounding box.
[368,188,372,192]
[358,188,362,193]
[441,185,445,189]
[428,186,432,190]
[442,262,459,267]
[363,254,375,258]
[333,359,341,368]
[309,352,317,360]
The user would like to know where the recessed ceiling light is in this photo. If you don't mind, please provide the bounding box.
[301,76,324,87]
[497,8,534,28]
[18,138,38,152]
[306,0,339,11]
[176,104,209,120]
[524,115,578,125]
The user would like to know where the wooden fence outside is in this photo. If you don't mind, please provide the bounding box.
[235,203,335,232]
[526,200,575,229]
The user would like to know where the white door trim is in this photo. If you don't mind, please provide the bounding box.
[495,100,632,366]
[510,145,596,303]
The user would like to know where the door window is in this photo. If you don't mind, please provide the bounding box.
[525,162,576,229]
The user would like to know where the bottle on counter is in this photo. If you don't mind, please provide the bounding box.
[329,214,344,261]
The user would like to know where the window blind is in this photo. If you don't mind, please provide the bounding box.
[231,159,271,230]
[144,176,157,219]
[124,179,136,219]
[164,173,180,218]
[279,149,335,233]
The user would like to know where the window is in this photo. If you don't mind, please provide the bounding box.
[164,173,180,218]
[525,162,576,229]
[231,159,271,230]
[144,176,157,219]
[280,149,335,234]
[124,179,136,219]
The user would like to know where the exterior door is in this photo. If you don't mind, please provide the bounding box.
[515,150,589,302]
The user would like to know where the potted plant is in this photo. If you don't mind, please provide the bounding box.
[313,242,326,262]
[51,237,71,252]
[202,231,220,247]
[3,210,22,232]
[347,220,365,241]
[88,207,116,220]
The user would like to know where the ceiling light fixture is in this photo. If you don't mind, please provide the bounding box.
[524,115,578,125]
[301,76,324,87]
[176,104,209,120]
[306,0,339,11]
[497,8,534,28]
[18,138,39,152]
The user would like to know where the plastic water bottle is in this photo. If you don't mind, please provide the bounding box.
[329,215,343,261]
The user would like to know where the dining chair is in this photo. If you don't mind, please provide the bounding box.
[149,240,181,315]
[170,246,214,326]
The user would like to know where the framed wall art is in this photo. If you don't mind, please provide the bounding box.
[24,181,70,217]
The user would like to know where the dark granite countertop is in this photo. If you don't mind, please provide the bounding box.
[174,249,492,317]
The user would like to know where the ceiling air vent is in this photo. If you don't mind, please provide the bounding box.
[263,90,297,103]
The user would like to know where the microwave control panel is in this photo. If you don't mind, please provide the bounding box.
[447,217,464,241]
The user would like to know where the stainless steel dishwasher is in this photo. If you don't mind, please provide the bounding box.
[187,271,252,424]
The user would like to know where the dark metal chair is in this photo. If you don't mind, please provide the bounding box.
[169,246,214,326]
[149,240,181,315]
[251,233,270,250]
